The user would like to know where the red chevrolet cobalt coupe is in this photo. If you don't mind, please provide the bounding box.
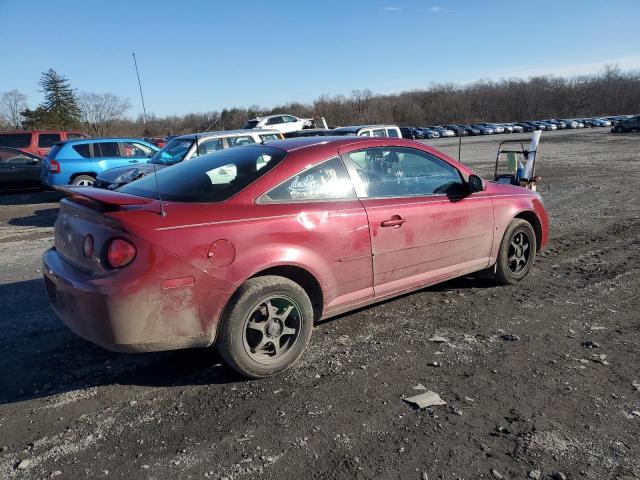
[44,137,548,377]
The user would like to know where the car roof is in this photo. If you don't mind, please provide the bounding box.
[0,130,84,134]
[174,129,281,140]
[332,125,399,133]
[57,137,152,145]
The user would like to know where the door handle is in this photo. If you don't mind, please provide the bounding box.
[381,216,406,228]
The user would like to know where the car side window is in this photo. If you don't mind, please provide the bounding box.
[96,142,121,157]
[66,133,86,139]
[227,136,255,147]
[5,153,35,164]
[196,138,224,155]
[121,142,155,157]
[266,116,283,125]
[359,130,371,137]
[372,129,386,137]
[259,133,280,142]
[282,116,297,123]
[262,157,355,202]
[386,128,400,138]
[38,133,61,147]
[73,144,92,158]
[345,147,465,198]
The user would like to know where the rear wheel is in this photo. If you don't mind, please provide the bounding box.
[615,125,625,134]
[71,175,95,187]
[494,219,537,285]
[216,276,314,378]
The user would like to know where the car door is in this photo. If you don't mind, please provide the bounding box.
[340,145,494,297]
[0,149,41,187]
[120,141,155,166]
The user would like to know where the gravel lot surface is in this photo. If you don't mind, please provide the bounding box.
[0,128,638,479]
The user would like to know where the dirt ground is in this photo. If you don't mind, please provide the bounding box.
[0,128,638,480]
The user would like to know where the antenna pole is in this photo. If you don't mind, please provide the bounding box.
[132,52,148,124]
[152,164,166,217]
[458,130,462,162]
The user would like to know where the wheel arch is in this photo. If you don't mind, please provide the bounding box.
[69,171,98,182]
[247,265,324,321]
[514,210,542,250]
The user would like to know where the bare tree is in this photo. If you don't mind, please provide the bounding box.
[78,92,131,136]
[0,90,28,129]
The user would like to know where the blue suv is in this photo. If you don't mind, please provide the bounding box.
[41,138,158,187]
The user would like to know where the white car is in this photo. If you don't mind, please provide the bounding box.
[330,125,402,138]
[243,114,313,134]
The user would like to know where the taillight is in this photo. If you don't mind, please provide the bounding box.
[107,239,136,268]
[83,235,94,258]
[50,159,61,173]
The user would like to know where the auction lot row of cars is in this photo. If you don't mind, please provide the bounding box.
[1,111,637,377]
[1,113,638,191]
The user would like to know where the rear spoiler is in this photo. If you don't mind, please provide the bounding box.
[54,186,154,211]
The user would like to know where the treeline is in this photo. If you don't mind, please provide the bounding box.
[2,65,639,137]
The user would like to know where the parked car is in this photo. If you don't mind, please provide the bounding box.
[595,118,612,127]
[504,123,524,133]
[0,130,88,157]
[243,114,313,134]
[0,147,42,190]
[331,125,402,138]
[284,129,332,138]
[612,115,640,133]
[478,123,504,134]
[515,122,536,132]
[443,125,469,136]
[95,129,283,189]
[400,127,419,139]
[419,127,440,139]
[460,125,481,135]
[43,136,549,378]
[470,124,494,135]
[428,126,455,138]
[562,119,579,129]
[40,138,158,187]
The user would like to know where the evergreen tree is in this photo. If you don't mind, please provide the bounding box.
[25,69,81,129]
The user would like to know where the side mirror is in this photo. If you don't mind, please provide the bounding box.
[468,174,485,193]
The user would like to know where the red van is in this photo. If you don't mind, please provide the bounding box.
[0,130,88,157]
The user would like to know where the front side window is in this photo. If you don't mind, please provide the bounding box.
[262,157,355,202]
[282,116,297,123]
[386,128,400,138]
[266,116,283,125]
[359,130,371,137]
[345,147,464,198]
[121,142,155,157]
[38,133,61,147]
[372,129,386,137]
[120,145,286,203]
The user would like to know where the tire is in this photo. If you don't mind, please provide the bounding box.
[615,126,624,134]
[494,219,537,285]
[216,275,314,378]
[71,175,95,187]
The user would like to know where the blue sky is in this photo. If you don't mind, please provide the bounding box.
[1,0,639,117]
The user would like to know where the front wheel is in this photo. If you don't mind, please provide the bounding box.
[615,126,625,134]
[494,219,537,285]
[216,276,314,378]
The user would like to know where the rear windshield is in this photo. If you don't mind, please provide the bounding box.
[243,120,260,129]
[0,133,31,148]
[119,145,287,203]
